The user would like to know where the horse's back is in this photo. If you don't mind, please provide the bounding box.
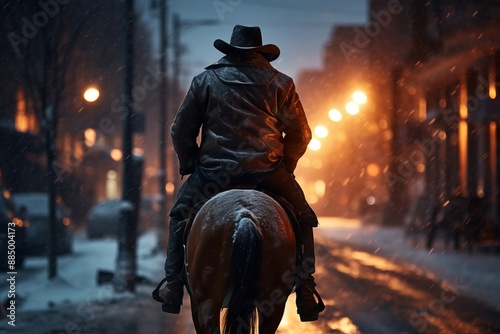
[188,190,295,283]
[193,189,294,240]
[186,189,297,333]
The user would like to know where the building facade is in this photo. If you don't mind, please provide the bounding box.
[298,0,500,238]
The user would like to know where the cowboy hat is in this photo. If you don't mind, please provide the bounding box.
[214,25,280,62]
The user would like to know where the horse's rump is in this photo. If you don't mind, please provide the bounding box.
[186,189,297,333]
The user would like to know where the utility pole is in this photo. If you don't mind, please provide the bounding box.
[171,14,218,108]
[157,0,169,252]
[45,103,57,279]
[115,0,138,292]
[170,14,217,194]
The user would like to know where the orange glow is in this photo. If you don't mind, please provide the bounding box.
[328,317,360,333]
[84,87,100,102]
[459,120,468,195]
[133,148,144,156]
[15,89,29,132]
[438,130,446,141]
[166,182,175,194]
[110,149,123,161]
[84,128,97,147]
[299,158,311,168]
[418,97,427,121]
[366,163,380,177]
[352,91,367,104]
[307,193,319,204]
[3,189,11,199]
[314,180,326,197]
[459,81,468,119]
[328,108,343,122]
[276,293,325,332]
[295,176,306,186]
[13,217,24,227]
[312,159,323,169]
[339,195,348,205]
[489,70,496,99]
[308,138,321,151]
[63,217,71,226]
[314,125,328,138]
[345,102,359,115]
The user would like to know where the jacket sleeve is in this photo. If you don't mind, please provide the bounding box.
[171,77,204,175]
[279,81,312,173]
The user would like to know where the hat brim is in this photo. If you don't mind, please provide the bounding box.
[214,39,280,62]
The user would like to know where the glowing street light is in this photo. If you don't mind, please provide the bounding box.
[352,91,367,105]
[83,87,100,102]
[314,125,329,138]
[84,128,97,147]
[110,149,123,161]
[366,163,380,177]
[345,102,360,115]
[328,108,343,122]
[308,138,321,151]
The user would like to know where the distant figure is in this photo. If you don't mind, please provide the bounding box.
[152,25,324,321]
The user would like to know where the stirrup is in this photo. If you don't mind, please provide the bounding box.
[152,277,168,303]
[161,301,181,314]
[297,288,325,322]
[152,277,184,314]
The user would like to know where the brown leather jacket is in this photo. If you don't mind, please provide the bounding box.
[171,52,311,177]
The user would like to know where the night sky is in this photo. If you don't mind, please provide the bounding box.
[140,0,368,88]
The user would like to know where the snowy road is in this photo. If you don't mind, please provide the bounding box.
[2,219,500,333]
[310,238,500,334]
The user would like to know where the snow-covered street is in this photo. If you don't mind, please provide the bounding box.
[1,217,499,333]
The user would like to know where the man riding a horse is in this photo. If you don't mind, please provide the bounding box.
[153,25,325,322]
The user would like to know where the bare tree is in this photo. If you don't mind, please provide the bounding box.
[3,1,89,279]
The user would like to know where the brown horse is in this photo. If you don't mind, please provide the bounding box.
[186,189,297,334]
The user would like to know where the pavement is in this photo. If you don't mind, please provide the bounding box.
[316,217,500,311]
[1,217,499,333]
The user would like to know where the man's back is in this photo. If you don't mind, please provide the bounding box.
[172,52,311,175]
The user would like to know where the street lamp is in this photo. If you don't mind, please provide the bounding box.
[83,87,100,102]
[309,138,321,151]
[328,108,343,122]
[314,125,329,138]
[84,128,97,147]
[352,91,367,105]
[110,148,123,161]
[345,102,360,115]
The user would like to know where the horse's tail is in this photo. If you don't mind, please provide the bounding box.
[224,216,263,334]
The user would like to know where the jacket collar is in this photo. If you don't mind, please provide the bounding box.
[205,52,273,70]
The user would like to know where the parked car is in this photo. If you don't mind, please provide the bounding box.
[11,192,73,255]
[140,195,160,232]
[86,197,158,239]
[86,199,134,239]
[0,187,27,270]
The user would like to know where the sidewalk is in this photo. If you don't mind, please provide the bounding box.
[1,230,165,321]
[316,217,500,311]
